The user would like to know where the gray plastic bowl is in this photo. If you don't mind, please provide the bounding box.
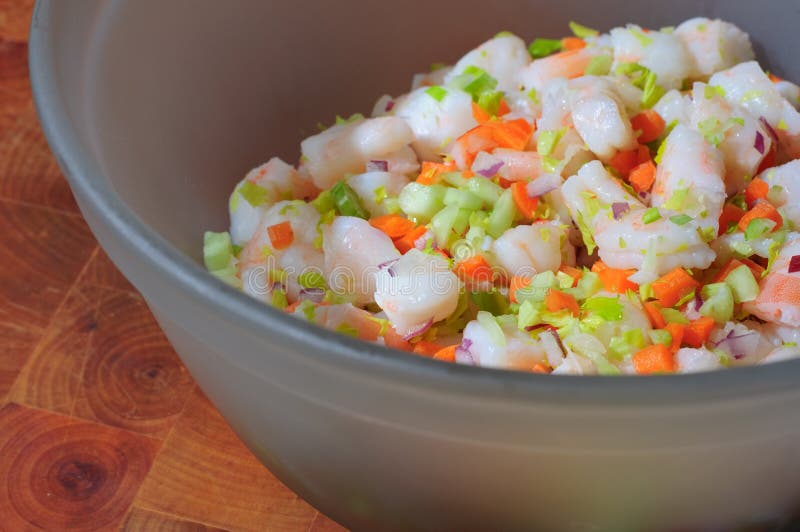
[29,1,800,530]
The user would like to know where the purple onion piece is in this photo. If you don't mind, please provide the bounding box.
[414,233,429,251]
[716,331,760,359]
[385,100,395,112]
[789,255,800,273]
[760,116,779,143]
[366,159,389,172]
[526,174,561,198]
[403,319,433,341]
[612,202,630,220]
[298,287,325,303]
[477,161,504,178]
[378,258,399,270]
[754,131,766,155]
[386,266,396,278]
[454,338,475,365]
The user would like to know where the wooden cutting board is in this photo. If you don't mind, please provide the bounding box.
[0,2,344,530]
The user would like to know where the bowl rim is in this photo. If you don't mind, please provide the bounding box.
[27,0,800,406]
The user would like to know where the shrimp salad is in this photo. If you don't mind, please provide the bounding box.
[204,18,800,375]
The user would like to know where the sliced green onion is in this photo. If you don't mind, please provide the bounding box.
[662,188,689,211]
[470,290,509,315]
[584,54,613,76]
[569,21,599,38]
[239,181,270,207]
[660,307,689,325]
[643,207,661,224]
[311,189,335,214]
[335,113,364,125]
[477,91,505,115]
[448,66,498,101]
[669,214,692,226]
[331,181,369,218]
[744,218,776,241]
[641,71,665,109]
[425,86,448,102]
[582,296,624,321]
[298,270,327,290]
[528,38,563,58]
[537,129,565,157]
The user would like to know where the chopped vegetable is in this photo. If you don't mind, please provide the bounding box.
[433,344,457,362]
[510,181,540,219]
[369,215,417,239]
[528,38,563,58]
[630,161,657,194]
[394,226,427,254]
[569,21,599,38]
[643,301,667,329]
[267,221,294,250]
[664,322,685,353]
[632,344,675,374]
[718,203,746,236]
[597,267,638,294]
[682,316,715,348]
[631,110,666,143]
[331,181,369,218]
[455,255,494,283]
[561,37,586,51]
[425,86,448,102]
[738,201,782,232]
[652,268,700,308]
[745,178,769,208]
[545,289,580,316]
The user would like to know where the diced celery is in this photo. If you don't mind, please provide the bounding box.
[399,183,447,222]
[518,299,543,329]
[453,208,471,235]
[700,283,734,323]
[582,296,624,321]
[431,204,461,246]
[204,231,234,272]
[487,189,517,238]
[442,171,471,188]
[468,210,490,230]
[331,181,369,218]
[466,177,503,206]
[470,290,509,315]
[556,271,575,290]
[660,307,689,325]
[585,54,612,76]
[649,329,672,347]
[724,265,759,303]
[311,189,335,214]
[607,329,647,361]
[477,311,506,347]
[444,188,483,210]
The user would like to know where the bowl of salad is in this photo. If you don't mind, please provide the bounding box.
[30,0,800,529]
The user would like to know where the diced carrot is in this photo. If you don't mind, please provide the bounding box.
[643,302,667,329]
[598,267,639,294]
[454,255,494,283]
[738,201,783,232]
[509,275,532,304]
[561,36,587,51]
[489,118,534,151]
[757,145,776,175]
[394,226,427,254]
[712,258,745,283]
[609,148,639,178]
[283,300,302,314]
[683,316,715,348]
[511,181,539,219]
[267,221,294,250]
[496,99,511,117]
[531,363,551,374]
[497,177,515,189]
[769,72,784,83]
[637,144,652,164]
[631,110,666,143]
[651,268,700,308]
[544,289,580,316]
[417,161,455,185]
[455,125,498,167]
[433,344,458,362]
[632,344,675,374]
[383,325,413,351]
[413,340,443,357]
[471,101,492,123]
[591,260,608,273]
[664,322,685,353]
[717,203,745,236]
[369,214,417,239]
[745,178,769,208]
[628,160,657,194]
[559,265,583,287]
[739,257,765,279]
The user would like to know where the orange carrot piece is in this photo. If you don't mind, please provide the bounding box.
[544,289,580,316]
[591,260,608,273]
[454,255,494,283]
[267,221,294,250]
[417,161,455,185]
[561,37,587,51]
[369,214,417,239]
[643,302,667,329]
[745,177,770,208]
[664,322,685,353]
[598,267,639,294]
[559,265,583,287]
[609,148,639,178]
[632,344,675,374]
[651,267,700,308]
[496,99,511,117]
[712,258,746,283]
[717,203,745,236]
[509,275,532,304]
[489,118,534,151]
[471,101,492,123]
[738,201,783,232]
[413,340,443,357]
[631,110,666,143]
[769,72,784,83]
[456,125,498,167]
[433,344,458,362]
[510,181,539,219]
[497,177,515,189]
[683,316,715,348]
[394,226,427,254]
[739,257,766,279]
[383,325,413,351]
[283,300,302,314]
[628,160,657,194]
[531,363,552,374]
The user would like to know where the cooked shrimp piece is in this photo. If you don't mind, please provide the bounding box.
[774,79,800,110]
[517,47,600,94]
[393,86,477,162]
[291,303,384,342]
[611,25,692,90]
[651,124,726,235]
[759,345,800,365]
[445,33,530,93]
[238,201,324,302]
[300,116,415,189]
[458,315,550,370]
[381,145,421,176]
[411,66,451,91]
[758,160,800,227]
[229,157,318,245]
[675,348,725,373]
[744,233,800,326]
[653,89,690,128]
[346,171,410,217]
[688,83,772,195]
[709,62,800,158]
[675,18,755,79]
[323,216,400,306]
[561,160,642,216]
[490,148,544,181]
[491,222,568,278]
[373,249,460,336]
[569,77,638,161]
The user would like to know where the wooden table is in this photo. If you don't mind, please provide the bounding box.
[0,2,344,530]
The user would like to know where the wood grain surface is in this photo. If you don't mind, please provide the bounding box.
[0,2,346,530]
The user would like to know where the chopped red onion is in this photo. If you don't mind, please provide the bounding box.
[612,202,630,220]
[403,319,433,341]
[366,160,389,172]
[715,330,761,359]
[760,117,779,143]
[298,287,325,303]
[414,232,429,250]
[472,151,504,178]
[526,173,561,198]
[455,338,475,364]
[789,255,800,273]
[385,100,395,112]
[378,258,399,270]
[754,131,765,155]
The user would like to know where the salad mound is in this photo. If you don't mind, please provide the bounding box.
[204,18,800,375]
